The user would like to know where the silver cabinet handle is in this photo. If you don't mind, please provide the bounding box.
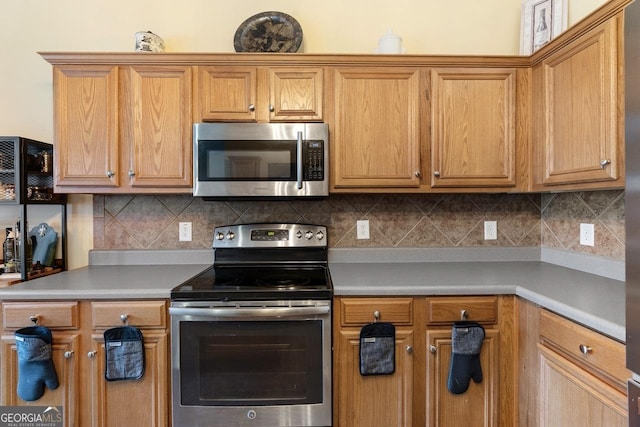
[429,345,437,354]
[248,104,255,112]
[269,104,275,112]
[600,159,611,169]
[579,344,593,355]
[29,315,39,324]
[461,309,469,320]
[120,314,128,323]
[406,345,413,354]
[64,351,74,359]
[106,170,115,178]
[414,171,421,178]
[373,310,380,321]
[433,171,441,178]
[87,351,97,359]
[128,170,135,178]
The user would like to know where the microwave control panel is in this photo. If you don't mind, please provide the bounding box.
[303,141,324,181]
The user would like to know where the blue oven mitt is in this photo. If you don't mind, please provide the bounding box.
[447,321,484,394]
[15,326,59,401]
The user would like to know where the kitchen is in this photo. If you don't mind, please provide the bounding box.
[0,0,629,426]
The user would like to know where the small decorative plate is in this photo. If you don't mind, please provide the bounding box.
[234,11,303,53]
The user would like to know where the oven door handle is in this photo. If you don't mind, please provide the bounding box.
[169,305,330,318]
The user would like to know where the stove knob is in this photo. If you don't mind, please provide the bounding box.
[215,232,225,240]
[305,231,314,240]
[226,231,235,240]
[316,231,325,241]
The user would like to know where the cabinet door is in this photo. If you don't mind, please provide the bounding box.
[425,328,499,427]
[197,66,257,121]
[430,68,516,189]
[88,331,169,427]
[533,18,621,189]
[0,332,80,427]
[268,68,323,121]
[539,346,627,427]
[334,328,414,427]
[53,65,119,190]
[121,66,192,190]
[332,68,421,188]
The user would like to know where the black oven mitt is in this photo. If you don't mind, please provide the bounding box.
[359,322,395,376]
[104,326,145,381]
[447,321,485,394]
[15,325,59,401]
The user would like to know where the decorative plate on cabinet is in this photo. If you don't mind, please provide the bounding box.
[233,11,303,53]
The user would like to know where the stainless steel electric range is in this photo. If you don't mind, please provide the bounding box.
[170,223,333,427]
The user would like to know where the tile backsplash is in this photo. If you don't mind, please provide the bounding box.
[93,189,625,260]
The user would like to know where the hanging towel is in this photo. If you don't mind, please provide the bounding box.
[103,326,145,381]
[359,322,395,376]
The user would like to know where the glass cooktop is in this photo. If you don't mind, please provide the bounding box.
[171,264,333,301]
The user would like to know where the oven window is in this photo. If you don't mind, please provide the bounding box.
[199,140,296,181]
[179,320,324,406]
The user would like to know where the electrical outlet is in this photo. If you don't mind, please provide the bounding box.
[179,222,192,242]
[356,220,370,239]
[484,221,497,240]
[580,223,595,246]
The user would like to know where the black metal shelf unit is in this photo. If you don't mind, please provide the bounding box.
[0,136,67,281]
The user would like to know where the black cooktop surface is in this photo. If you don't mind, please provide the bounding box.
[171,264,333,301]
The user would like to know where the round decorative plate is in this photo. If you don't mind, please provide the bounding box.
[234,11,303,53]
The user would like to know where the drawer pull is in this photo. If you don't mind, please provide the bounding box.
[373,310,380,322]
[579,344,593,355]
[120,314,128,324]
[29,315,39,324]
[429,345,437,354]
[406,345,413,354]
[64,351,74,359]
[460,309,469,320]
[87,351,97,359]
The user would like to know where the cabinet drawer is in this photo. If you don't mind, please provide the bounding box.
[2,301,79,329]
[91,300,167,329]
[426,296,497,325]
[539,309,628,390]
[340,298,413,326]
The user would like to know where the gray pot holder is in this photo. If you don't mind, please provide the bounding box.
[104,326,145,381]
[359,322,395,376]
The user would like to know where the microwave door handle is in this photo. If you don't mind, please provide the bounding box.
[296,131,303,189]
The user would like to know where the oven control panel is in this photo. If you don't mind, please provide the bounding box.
[213,223,327,248]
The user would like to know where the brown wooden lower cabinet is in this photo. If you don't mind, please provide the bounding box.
[0,300,169,427]
[333,295,516,427]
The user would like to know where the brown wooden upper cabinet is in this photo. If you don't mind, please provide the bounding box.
[331,67,422,189]
[531,14,624,191]
[429,68,518,189]
[52,64,192,193]
[195,66,323,122]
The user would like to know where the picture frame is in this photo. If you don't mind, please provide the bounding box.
[520,0,568,55]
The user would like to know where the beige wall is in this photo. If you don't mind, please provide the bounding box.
[0,0,607,268]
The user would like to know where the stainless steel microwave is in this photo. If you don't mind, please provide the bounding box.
[193,123,329,199]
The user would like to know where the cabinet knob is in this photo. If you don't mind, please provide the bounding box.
[29,315,39,324]
[128,170,135,178]
[106,170,115,178]
[373,310,380,322]
[429,345,437,354]
[87,351,97,359]
[579,344,593,355]
[64,351,74,359]
[406,345,413,354]
[433,171,441,178]
[120,314,128,323]
[414,171,421,178]
[248,104,255,112]
[461,309,469,320]
[269,104,275,112]
[600,159,611,169]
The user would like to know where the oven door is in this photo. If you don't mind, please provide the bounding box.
[170,300,332,427]
[193,122,328,198]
